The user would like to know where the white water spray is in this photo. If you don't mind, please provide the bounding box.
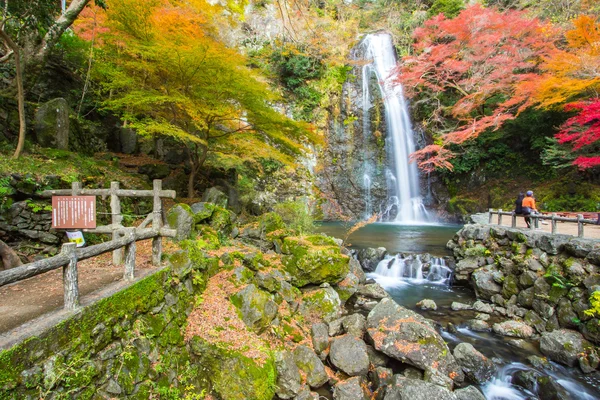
[362,33,428,222]
[369,254,452,287]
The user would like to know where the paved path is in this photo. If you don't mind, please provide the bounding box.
[492,215,600,239]
[0,239,162,335]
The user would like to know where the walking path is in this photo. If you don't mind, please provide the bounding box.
[489,214,600,240]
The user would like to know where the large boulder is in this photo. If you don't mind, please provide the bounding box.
[282,236,350,287]
[329,335,370,376]
[332,376,370,400]
[35,98,70,150]
[366,298,464,389]
[202,187,228,208]
[275,351,301,399]
[300,286,342,323]
[293,346,328,389]
[349,257,367,284]
[454,386,486,400]
[230,284,277,333]
[335,272,359,304]
[166,204,194,241]
[357,247,387,271]
[492,320,535,339]
[311,323,329,355]
[452,343,496,384]
[540,329,592,367]
[138,163,171,180]
[472,266,502,300]
[383,376,458,400]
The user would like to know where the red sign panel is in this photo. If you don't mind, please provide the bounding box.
[52,196,97,229]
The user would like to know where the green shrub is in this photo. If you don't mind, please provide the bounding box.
[273,200,315,235]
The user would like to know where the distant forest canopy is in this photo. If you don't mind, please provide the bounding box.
[0,0,599,184]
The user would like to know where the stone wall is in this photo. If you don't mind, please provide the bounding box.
[448,217,600,344]
[0,201,61,247]
[0,256,200,399]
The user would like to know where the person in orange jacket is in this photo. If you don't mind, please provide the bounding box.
[522,190,537,228]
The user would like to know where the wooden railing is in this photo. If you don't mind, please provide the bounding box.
[0,180,177,310]
[488,209,599,238]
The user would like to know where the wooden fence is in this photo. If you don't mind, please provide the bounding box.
[488,209,599,238]
[0,180,177,310]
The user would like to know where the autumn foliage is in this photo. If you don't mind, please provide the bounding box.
[398,5,556,171]
[556,99,600,169]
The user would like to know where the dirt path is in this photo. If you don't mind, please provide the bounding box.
[496,215,600,239]
[0,239,162,334]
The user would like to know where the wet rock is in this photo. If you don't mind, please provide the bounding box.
[293,346,328,389]
[472,266,502,300]
[357,247,387,272]
[329,335,370,376]
[230,284,277,333]
[537,374,571,400]
[342,314,367,338]
[383,376,457,400]
[454,386,486,400]
[311,323,329,355]
[357,282,389,299]
[366,298,463,389]
[472,301,493,314]
[578,352,600,374]
[527,355,553,370]
[349,257,367,284]
[466,319,490,332]
[416,299,437,310]
[492,320,534,338]
[275,351,301,399]
[451,302,473,311]
[540,329,592,367]
[453,343,496,384]
[333,376,370,400]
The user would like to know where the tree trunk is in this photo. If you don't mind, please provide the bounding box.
[0,29,26,159]
[0,239,22,270]
[187,143,208,198]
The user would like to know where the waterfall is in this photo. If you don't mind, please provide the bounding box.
[370,254,452,285]
[364,174,372,218]
[362,33,429,223]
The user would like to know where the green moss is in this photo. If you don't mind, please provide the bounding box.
[259,212,286,234]
[210,206,233,234]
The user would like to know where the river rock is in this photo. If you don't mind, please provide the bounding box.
[383,376,458,400]
[358,247,387,271]
[492,320,534,338]
[466,319,490,332]
[357,282,389,299]
[275,351,301,399]
[230,284,277,333]
[366,298,463,389]
[454,386,486,400]
[35,98,70,150]
[349,257,367,284]
[329,335,370,376]
[451,302,473,311]
[342,314,366,338]
[472,266,502,300]
[452,343,496,384]
[335,272,359,303]
[370,367,394,391]
[333,376,370,400]
[472,300,493,314]
[293,346,328,389]
[416,299,437,310]
[540,329,592,367]
[454,257,479,281]
[311,323,329,355]
[367,344,390,367]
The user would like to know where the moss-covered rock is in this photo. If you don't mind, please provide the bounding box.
[301,286,342,323]
[167,203,194,241]
[210,206,234,235]
[230,284,278,333]
[281,236,349,287]
[191,202,216,223]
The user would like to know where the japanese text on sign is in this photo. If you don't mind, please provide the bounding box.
[52,196,97,229]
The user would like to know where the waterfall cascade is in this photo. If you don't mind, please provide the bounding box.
[361,33,429,223]
[370,253,452,285]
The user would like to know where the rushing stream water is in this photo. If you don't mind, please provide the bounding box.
[318,222,600,399]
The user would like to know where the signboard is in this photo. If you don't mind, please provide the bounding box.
[52,196,97,229]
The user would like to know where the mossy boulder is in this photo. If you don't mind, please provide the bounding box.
[259,212,286,236]
[167,203,194,241]
[35,98,70,150]
[230,284,278,333]
[281,236,349,287]
[301,286,342,323]
[210,206,234,235]
[190,202,216,223]
[189,337,276,400]
[335,272,360,304]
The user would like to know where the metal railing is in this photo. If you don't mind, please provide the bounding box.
[488,209,599,238]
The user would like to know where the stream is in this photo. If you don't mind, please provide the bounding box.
[318,221,600,399]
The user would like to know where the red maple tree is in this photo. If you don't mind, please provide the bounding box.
[556,99,600,169]
[397,5,557,171]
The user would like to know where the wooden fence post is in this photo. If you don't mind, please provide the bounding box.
[123,230,136,281]
[152,180,162,266]
[488,209,493,224]
[111,181,124,265]
[498,209,503,226]
[62,243,79,310]
[551,213,557,234]
[511,212,517,228]
[71,181,82,196]
[577,214,584,238]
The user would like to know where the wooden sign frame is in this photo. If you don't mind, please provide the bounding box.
[52,196,97,229]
